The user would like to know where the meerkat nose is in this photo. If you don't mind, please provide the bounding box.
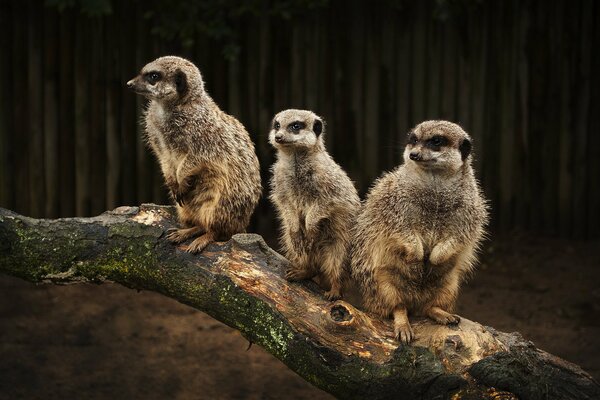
[126,79,135,88]
[409,152,422,161]
[275,134,284,143]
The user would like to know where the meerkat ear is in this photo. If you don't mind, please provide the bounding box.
[459,138,472,161]
[174,69,188,96]
[313,119,323,136]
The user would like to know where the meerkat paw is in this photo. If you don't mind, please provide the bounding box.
[186,232,215,254]
[324,288,342,301]
[394,322,414,345]
[403,240,425,263]
[429,243,454,265]
[426,307,461,326]
[285,268,315,282]
[166,226,203,244]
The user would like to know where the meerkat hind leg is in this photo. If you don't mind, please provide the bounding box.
[393,306,414,345]
[186,231,216,254]
[166,226,204,244]
[425,306,460,326]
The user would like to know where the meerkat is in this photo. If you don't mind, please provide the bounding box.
[351,120,488,344]
[127,56,262,253]
[269,109,360,300]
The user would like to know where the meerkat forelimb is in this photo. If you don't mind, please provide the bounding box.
[351,120,488,344]
[127,56,262,253]
[269,109,360,300]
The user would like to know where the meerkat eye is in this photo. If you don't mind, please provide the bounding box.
[145,71,161,85]
[288,121,306,133]
[273,121,280,130]
[408,133,418,145]
[429,135,448,147]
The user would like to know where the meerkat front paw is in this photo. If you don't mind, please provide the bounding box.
[285,267,316,282]
[426,306,460,326]
[394,322,414,345]
[403,239,424,263]
[166,227,203,244]
[185,232,215,254]
[429,241,455,265]
[324,284,342,301]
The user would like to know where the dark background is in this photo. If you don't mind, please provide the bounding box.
[0,0,599,399]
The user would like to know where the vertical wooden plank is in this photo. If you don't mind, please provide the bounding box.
[43,7,60,218]
[456,13,471,135]
[587,0,600,238]
[304,14,318,111]
[58,9,75,216]
[318,11,334,155]
[13,2,30,216]
[572,0,592,237]
[498,0,518,231]
[27,0,45,218]
[290,24,305,107]
[379,6,397,170]
[349,0,366,188]
[90,17,106,215]
[257,11,273,172]
[74,15,91,216]
[557,0,572,235]
[540,0,559,234]
[514,2,531,228]
[105,10,121,210]
[440,20,458,122]
[363,3,380,181]
[410,1,426,125]
[0,0,15,210]
[395,9,411,165]
[470,1,490,223]
[425,11,441,120]
[134,12,152,205]
[119,0,137,206]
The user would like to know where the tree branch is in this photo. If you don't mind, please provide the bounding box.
[0,204,598,399]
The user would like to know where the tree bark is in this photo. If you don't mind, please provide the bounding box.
[0,204,598,400]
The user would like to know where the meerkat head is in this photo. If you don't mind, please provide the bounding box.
[269,109,325,152]
[126,56,204,103]
[404,120,472,173]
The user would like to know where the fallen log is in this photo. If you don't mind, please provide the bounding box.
[0,204,598,399]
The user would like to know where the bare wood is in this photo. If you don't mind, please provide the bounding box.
[0,204,597,400]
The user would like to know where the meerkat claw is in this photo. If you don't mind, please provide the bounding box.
[394,324,414,345]
[324,289,341,301]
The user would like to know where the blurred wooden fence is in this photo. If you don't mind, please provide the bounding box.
[0,0,598,238]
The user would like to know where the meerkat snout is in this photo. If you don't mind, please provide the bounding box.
[409,151,422,161]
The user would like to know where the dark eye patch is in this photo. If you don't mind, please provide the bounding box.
[144,71,162,85]
[407,132,418,145]
[273,120,280,130]
[287,121,306,133]
[426,135,448,150]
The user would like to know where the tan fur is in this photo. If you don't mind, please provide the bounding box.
[351,120,488,344]
[269,110,360,300]
[127,56,262,253]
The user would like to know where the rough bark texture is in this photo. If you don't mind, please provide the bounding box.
[0,204,598,400]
